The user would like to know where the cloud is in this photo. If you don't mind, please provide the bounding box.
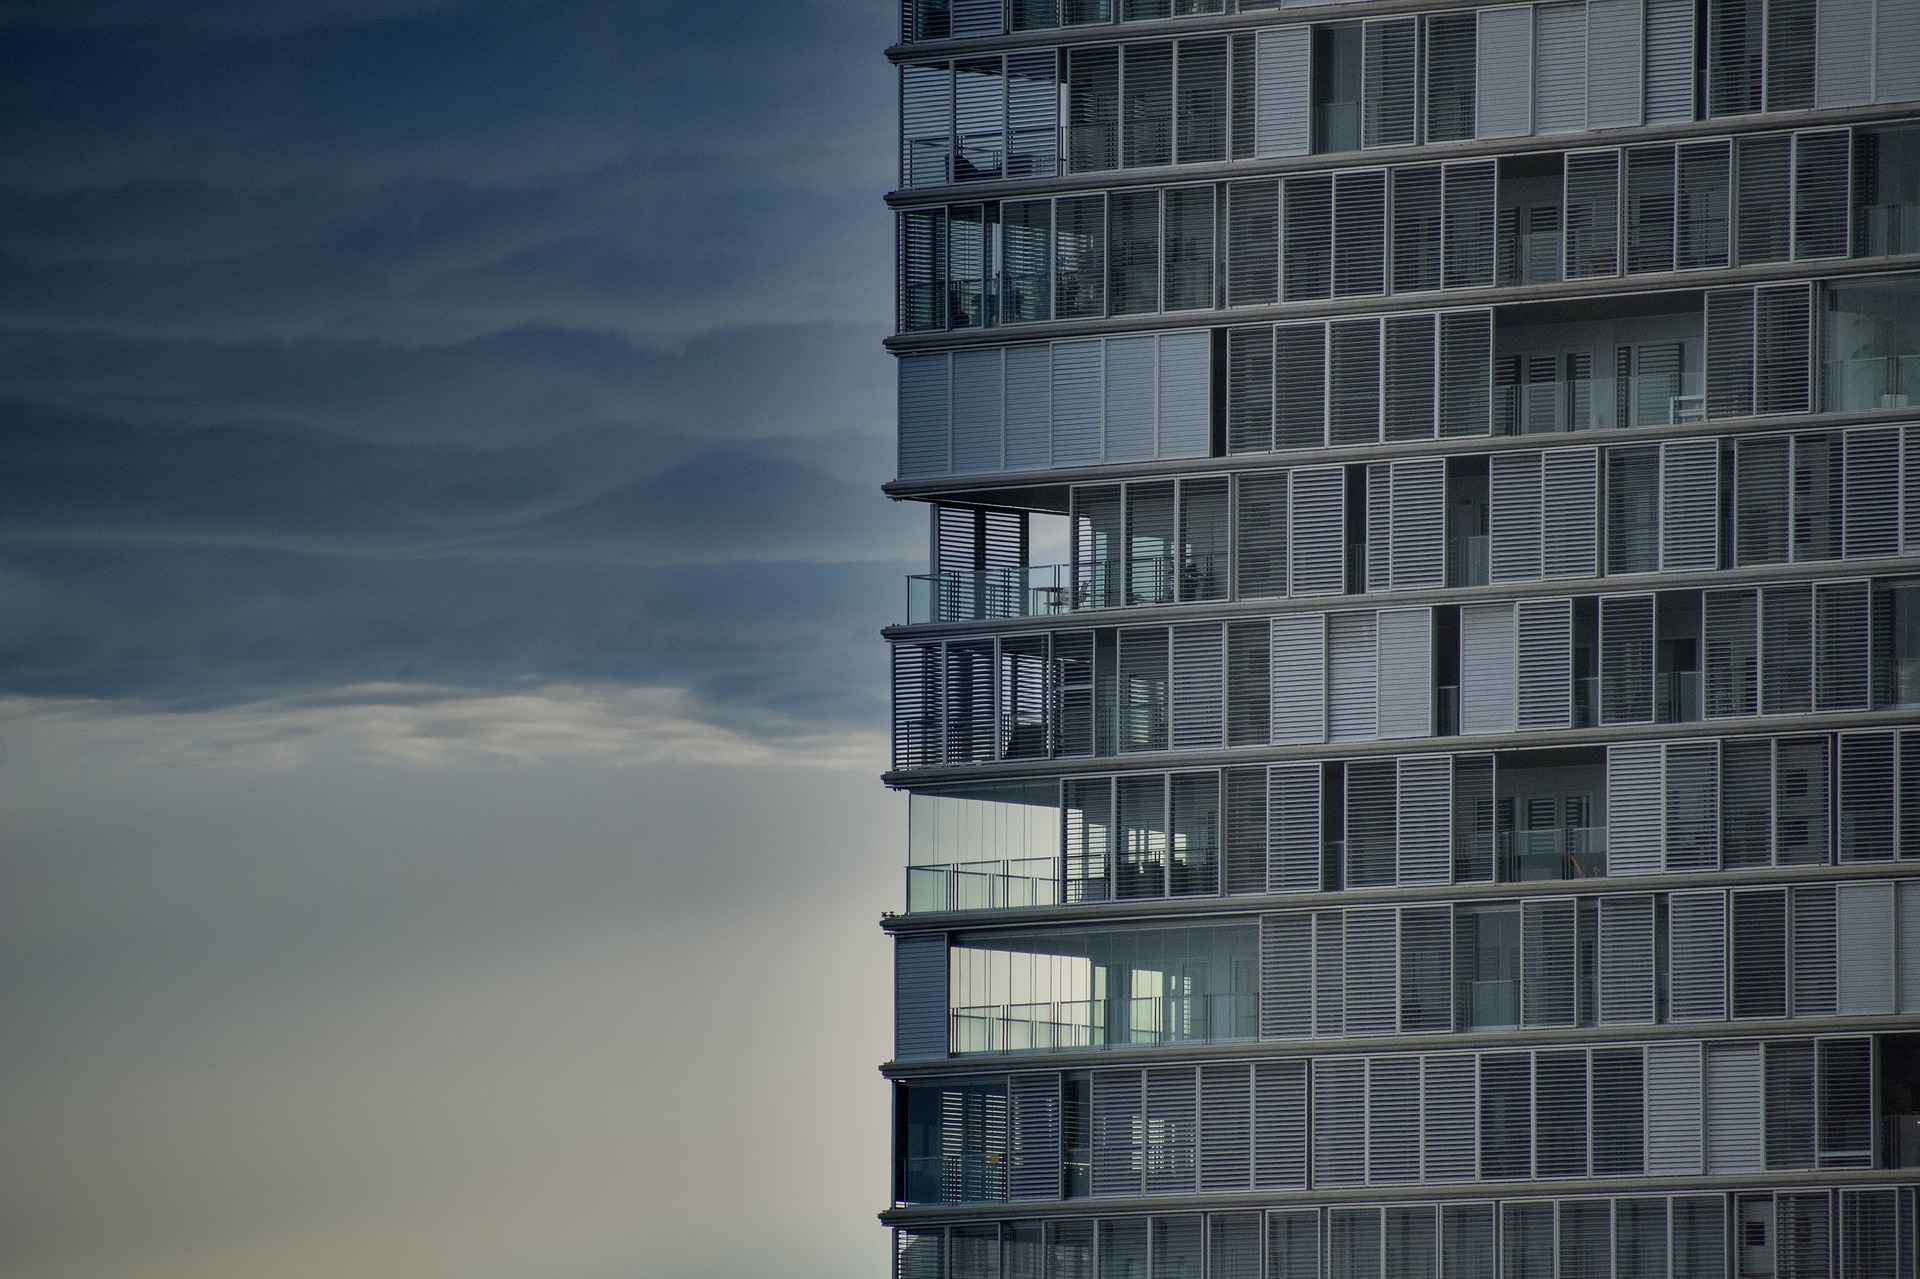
[0,681,887,770]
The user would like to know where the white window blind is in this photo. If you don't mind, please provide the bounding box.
[1475,6,1535,138]
[1459,602,1517,735]
[1377,608,1434,740]
[1270,613,1327,746]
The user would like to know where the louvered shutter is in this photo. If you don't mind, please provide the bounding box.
[1644,0,1697,122]
[1838,730,1895,861]
[1734,435,1789,566]
[1442,163,1498,288]
[1565,150,1622,277]
[1010,1074,1063,1200]
[1368,463,1392,596]
[1092,1069,1145,1196]
[1390,459,1445,589]
[1270,613,1327,746]
[1599,895,1657,1022]
[1670,890,1729,1020]
[1120,44,1173,171]
[1226,181,1279,310]
[1377,608,1434,740]
[1439,310,1493,435]
[1878,0,1920,103]
[1542,447,1599,577]
[1660,439,1721,571]
[1902,729,1920,858]
[1704,589,1759,717]
[1399,903,1454,1029]
[1367,1056,1422,1183]
[1666,740,1722,872]
[1346,908,1400,1035]
[1756,283,1812,415]
[1004,345,1053,470]
[1775,735,1832,866]
[1384,315,1437,441]
[1735,134,1792,265]
[1171,623,1225,752]
[1055,196,1106,320]
[900,354,952,478]
[1459,602,1517,735]
[1225,767,1268,894]
[1584,0,1644,127]
[1175,38,1229,167]
[1720,737,1774,867]
[1235,472,1288,598]
[1535,3,1589,133]
[1732,888,1790,1017]
[1476,6,1535,138]
[1104,336,1157,464]
[1523,898,1578,1026]
[1391,166,1442,293]
[1334,171,1388,297]
[1704,1041,1763,1171]
[1422,1054,1478,1181]
[1813,0,1870,104]
[1227,625,1272,751]
[893,642,942,768]
[1005,51,1057,180]
[1837,881,1896,1014]
[1490,451,1544,583]
[1156,332,1211,460]
[902,62,953,187]
[1328,612,1379,742]
[1252,1060,1308,1189]
[1144,1066,1198,1195]
[1262,910,1314,1038]
[1313,1058,1367,1187]
[1794,130,1851,260]
[1478,1051,1533,1179]
[1607,742,1666,877]
[1269,764,1323,894]
[1283,175,1332,302]
[1814,579,1871,710]
[1067,49,1118,175]
[896,1227,944,1279]
[951,348,1005,475]
[1314,911,1345,1036]
[1764,1040,1817,1168]
[1600,595,1655,724]
[1900,882,1920,1013]
[1792,430,1839,559]
[1274,323,1328,450]
[1517,598,1573,731]
[1227,327,1274,455]
[1198,1064,1252,1193]
[1592,1047,1646,1176]
[1677,139,1732,268]
[1534,1048,1590,1177]
[1843,426,1900,559]
[1254,27,1311,158]
[1645,1041,1705,1174]
[1117,627,1169,753]
[1625,144,1677,274]
[1761,584,1813,714]
[1328,320,1383,445]
[1288,466,1346,596]
[895,933,949,1059]
[1050,340,1105,467]
[1363,18,1419,149]
[1816,1038,1873,1167]
[945,638,997,763]
[1704,288,1756,419]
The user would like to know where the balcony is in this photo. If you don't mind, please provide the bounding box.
[1498,228,1563,287]
[1656,670,1701,724]
[1494,371,1705,436]
[949,993,1258,1054]
[905,556,1225,623]
[1824,355,1920,413]
[1495,826,1608,881]
[1447,533,1489,587]
[907,858,1061,913]
[898,1155,1005,1207]
[1859,201,1920,256]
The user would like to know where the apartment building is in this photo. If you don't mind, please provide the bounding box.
[878,0,1920,1273]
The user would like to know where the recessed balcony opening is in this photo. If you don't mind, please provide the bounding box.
[1882,1032,1920,1169]
[1494,293,1705,436]
[1823,271,1920,413]
[1450,747,1606,884]
[906,780,1061,914]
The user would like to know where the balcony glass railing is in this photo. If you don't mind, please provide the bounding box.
[1494,371,1705,435]
[1448,534,1489,587]
[1887,1114,1920,1168]
[907,858,1061,913]
[1824,355,1920,412]
[1498,229,1564,286]
[1317,102,1360,153]
[906,556,1226,623]
[1470,979,1519,1029]
[1573,675,1599,728]
[949,993,1258,1054]
[1495,826,1608,881]
[1656,670,1701,724]
[1858,202,1920,257]
[898,1155,1006,1206]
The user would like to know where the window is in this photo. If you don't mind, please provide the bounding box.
[1313,25,1363,155]
[1456,905,1521,1029]
[898,1077,1009,1204]
[1824,273,1920,412]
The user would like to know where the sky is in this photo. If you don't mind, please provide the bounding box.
[0,3,918,1276]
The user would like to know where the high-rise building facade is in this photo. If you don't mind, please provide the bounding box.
[879,0,1920,1273]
